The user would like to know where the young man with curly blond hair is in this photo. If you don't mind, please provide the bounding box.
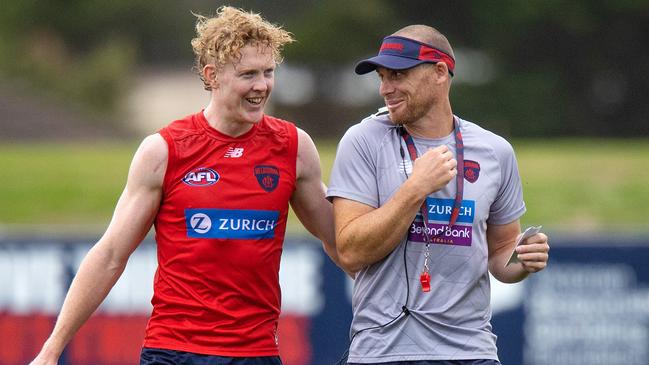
[30,7,340,365]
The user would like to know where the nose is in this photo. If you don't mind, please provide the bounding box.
[379,79,394,97]
[253,74,272,93]
[252,77,268,92]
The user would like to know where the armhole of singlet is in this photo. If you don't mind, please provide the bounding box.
[287,123,299,189]
[158,128,177,192]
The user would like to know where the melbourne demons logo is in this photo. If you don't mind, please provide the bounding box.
[182,167,219,186]
[254,165,280,192]
[463,160,480,183]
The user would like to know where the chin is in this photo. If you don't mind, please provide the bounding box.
[388,111,406,124]
[244,112,264,124]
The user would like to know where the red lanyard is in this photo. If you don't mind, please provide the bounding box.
[400,117,464,292]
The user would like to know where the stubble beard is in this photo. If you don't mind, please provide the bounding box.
[388,97,432,126]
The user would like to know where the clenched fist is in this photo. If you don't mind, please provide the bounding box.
[409,145,457,197]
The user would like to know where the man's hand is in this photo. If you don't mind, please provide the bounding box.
[515,232,550,273]
[409,145,457,196]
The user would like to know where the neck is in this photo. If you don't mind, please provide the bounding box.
[404,107,454,139]
[203,102,254,138]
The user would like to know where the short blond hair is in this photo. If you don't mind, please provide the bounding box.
[190,6,295,90]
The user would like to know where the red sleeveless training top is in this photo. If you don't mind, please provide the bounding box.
[143,111,298,356]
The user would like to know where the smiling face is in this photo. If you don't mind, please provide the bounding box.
[376,64,439,125]
[211,44,276,127]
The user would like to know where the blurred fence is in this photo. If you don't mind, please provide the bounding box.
[1,236,648,365]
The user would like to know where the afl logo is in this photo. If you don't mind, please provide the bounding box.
[182,167,219,186]
[190,213,211,234]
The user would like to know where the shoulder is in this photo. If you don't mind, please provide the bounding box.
[342,107,395,145]
[259,114,296,137]
[121,133,168,190]
[164,112,199,129]
[295,127,315,156]
[292,127,324,182]
[295,127,319,171]
[138,133,168,160]
[134,133,168,170]
[261,115,300,163]
[295,127,312,144]
[459,117,516,160]
[159,112,203,142]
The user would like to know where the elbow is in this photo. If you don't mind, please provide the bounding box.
[323,242,359,278]
[336,244,364,275]
[90,241,129,275]
[334,223,369,274]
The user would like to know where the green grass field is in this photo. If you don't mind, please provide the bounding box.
[1,139,647,236]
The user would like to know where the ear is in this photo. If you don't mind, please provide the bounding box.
[202,64,218,90]
[433,62,451,84]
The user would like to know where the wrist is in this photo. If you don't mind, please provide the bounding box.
[40,338,65,359]
[402,178,429,205]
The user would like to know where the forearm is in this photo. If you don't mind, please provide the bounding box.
[336,179,426,272]
[317,226,340,268]
[297,200,339,264]
[487,221,549,283]
[40,243,127,357]
[488,251,530,284]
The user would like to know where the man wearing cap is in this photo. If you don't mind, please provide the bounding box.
[327,25,549,364]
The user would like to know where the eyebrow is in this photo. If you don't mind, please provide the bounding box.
[235,63,275,73]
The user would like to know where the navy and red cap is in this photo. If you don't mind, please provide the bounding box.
[355,35,455,76]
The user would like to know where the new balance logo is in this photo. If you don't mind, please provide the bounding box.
[224,147,244,158]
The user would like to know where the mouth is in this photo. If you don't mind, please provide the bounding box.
[385,99,404,111]
[246,96,264,106]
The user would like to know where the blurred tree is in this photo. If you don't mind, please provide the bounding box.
[392,0,649,137]
[0,0,221,124]
[282,0,396,65]
[1,0,647,137]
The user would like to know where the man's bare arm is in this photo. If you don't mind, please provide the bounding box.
[30,134,167,365]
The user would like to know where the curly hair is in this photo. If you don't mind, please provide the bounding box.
[191,6,295,90]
